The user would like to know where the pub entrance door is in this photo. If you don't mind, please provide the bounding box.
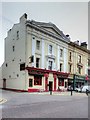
[49,81,53,91]
[3,78,6,89]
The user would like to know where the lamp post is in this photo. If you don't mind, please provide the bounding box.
[70,86,73,96]
[73,74,76,91]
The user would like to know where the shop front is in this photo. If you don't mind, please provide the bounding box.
[57,72,69,91]
[73,74,87,90]
[26,67,69,92]
[68,74,74,87]
[26,67,49,92]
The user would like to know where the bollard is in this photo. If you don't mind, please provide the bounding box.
[50,91,52,95]
[86,89,88,96]
[71,90,73,96]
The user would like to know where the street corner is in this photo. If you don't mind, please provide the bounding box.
[0,98,7,104]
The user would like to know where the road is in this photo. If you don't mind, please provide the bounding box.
[0,90,89,118]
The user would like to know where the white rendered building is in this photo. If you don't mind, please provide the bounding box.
[2,13,70,92]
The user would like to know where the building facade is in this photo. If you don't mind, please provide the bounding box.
[0,66,3,88]
[68,41,90,90]
[2,13,90,92]
[2,13,70,92]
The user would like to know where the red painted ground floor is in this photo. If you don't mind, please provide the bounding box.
[26,67,69,92]
[2,67,89,92]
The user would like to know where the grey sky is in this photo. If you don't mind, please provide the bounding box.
[0,2,88,67]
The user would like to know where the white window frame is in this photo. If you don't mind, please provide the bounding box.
[60,48,63,57]
[60,63,63,71]
[48,60,53,70]
[36,40,40,50]
[78,55,81,63]
[49,45,52,54]
[36,58,40,68]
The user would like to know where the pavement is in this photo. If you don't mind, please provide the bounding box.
[28,91,88,96]
[0,90,88,105]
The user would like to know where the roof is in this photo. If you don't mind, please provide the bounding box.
[26,20,70,43]
[69,41,90,54]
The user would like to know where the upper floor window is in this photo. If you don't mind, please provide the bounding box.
[48,61,52,70]
[88,59,90,66]
[69,52,72,61]
[49,45,52,54]
[78,67,81,74]
[29,55,34,63]
[78,55,81,63]
[6,63,8,67]
[36,40,40,50]
[12,46,15,52]
[17,74,19,77]
[60,49,63,57]
[88,69,90,75]
[36,58,40,68]
[17,31,19,39]
[60,63,63,71]
[33,37,35,39]
[9,75,11,78]
[69,64,72,73]
[20,63,25,71]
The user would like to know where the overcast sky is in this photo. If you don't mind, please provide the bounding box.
[0,1,88,67]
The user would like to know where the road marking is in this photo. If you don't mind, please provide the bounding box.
[0,98,7,104]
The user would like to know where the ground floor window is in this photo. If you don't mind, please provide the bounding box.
[34,76,42,85]
[29,79,33,87]
[58,78,64,86]
[75,82,84,88]
[68,79,73,86]
[65,82,68,88]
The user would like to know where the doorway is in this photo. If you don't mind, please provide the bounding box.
[3,78,6,89]
[49,81,53,91]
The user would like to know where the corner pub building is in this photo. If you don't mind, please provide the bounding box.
[2,13,89,92]
[2,13,70,92]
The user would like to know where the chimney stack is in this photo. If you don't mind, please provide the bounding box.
[81,42,87,49]
[20,13,27,23]
[74,40,79,45]
[66,34,70,40]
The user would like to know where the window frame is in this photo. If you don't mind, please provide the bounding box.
[49,45,52,54]
[34,76,42,85]
[60,49,63,57]
[78,67,81,74]
[36,58,40,68]
[69,64,72,73]
[29,56,34,63]
[60,63,62,71]
[69,52,72,61]
[20,63,25,71]
[78,55,81,63]
[36,40,40,50]
[12,46,15,52]
[29,79,33,87]
[6,63,8,67]
[48,60,53,70]
[17,31,19,40]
